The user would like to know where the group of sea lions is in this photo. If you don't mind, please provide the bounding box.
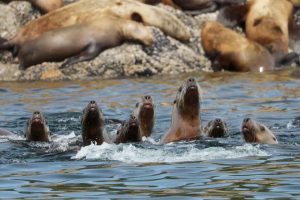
[0,78,279,145]
[1,0,299,72]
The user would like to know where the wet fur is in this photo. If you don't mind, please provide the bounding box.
[25,111,50,142]
[114,115,142,144]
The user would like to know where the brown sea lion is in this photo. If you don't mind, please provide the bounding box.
[0,0,190,56]
[2,0,63,13]
[133,95,155,137]
[0,128,14,137]
[204,118,228,138]
[218,0,300,65]
[25,111,50,142]
[161,77,202,144]
[17,16,153,69]
[113,115,142,144]
[241,118,278,144]
[201,21,274,72]
[81,100,111,146]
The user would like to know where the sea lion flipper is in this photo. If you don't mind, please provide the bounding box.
[217,4,247,28]
[289,20,300,54]
[61,43,102,68]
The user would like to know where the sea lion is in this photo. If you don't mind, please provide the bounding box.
[2,0,63,13]
[204,118,228,138]
[25,111,50,142]
[241,118,278,144]
[0,128,14,137]
[217,0,300,64]
[133,95,155,137]
[0,0,190,57]
[17,16,153,69]
[81,100,111,146]
[137,0,214,10]
[113,115,142,144]
[201,21,274,72]
[161,77,202,144]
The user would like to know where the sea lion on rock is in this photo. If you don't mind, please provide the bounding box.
[204,118,228,138]
[113,115,142,144]
[0,0,190,59]
[161,77,202,144]
[81,100,111,146]
[133,95,155,137]
[16,16,154,69]
[201,21,274,72]
[25,111,50,142]
[2,0,63,13]
[241,118,278,144]
[218,0,300,65]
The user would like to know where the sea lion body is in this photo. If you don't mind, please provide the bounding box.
[17,17,153,69]
[201,21,274,72]
[133,95,155,137]
[25,111,50,142]
[241,118,278,144]
[81,101,111,146]
[161,77,202,144]
[246,0,293,61]
[204,118,228,138]
[113,115,142,144]
[3,0,63,13]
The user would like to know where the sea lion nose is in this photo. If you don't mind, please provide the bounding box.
[244,118,250,123]
[188,77,196,83]
[144,95,151,100]
[90,100,96,104]
[130,115,136,120]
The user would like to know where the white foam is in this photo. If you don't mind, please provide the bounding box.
[72,143,269,164]
[287,121,296,129]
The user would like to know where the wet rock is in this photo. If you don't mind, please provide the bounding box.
[0,2,216,81]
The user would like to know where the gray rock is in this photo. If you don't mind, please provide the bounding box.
[0,2,216,81]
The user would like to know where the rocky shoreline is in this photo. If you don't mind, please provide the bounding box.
[0,1,217,81]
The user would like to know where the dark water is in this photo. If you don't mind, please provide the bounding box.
[0,69,300,199]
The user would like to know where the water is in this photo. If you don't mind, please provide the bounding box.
[0,69,300,199]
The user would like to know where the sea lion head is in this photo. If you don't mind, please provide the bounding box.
[205,118,228,138]
[116,115,141,143]
[81,100,104,128]
[26,111,50,142]
[241,118,278,144]
[175,77,201,118]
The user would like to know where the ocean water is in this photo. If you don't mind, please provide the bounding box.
[0,69,299,199]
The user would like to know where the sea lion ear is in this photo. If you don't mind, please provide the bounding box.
[289,19,300,54]
[217,4,248,28]
[135,102,139,108]
[173,100,177,104]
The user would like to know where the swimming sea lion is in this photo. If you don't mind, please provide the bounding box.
[25,111,50,142]
[218,0,300,64]
[241,118,278,144]
[201,21,274,72]
[0,128,14,137]
[0,0,190,56]
[17,16,153,69]
[204,118,228,138]
[2,0,63,13]
[81,100,111,146]
[161,77,202,144]
[133,95,155,137]
[113,115,142,144]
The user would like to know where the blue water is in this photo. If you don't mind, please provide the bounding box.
[0,69,300,199]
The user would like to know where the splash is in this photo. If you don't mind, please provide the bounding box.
[72,143,269,164]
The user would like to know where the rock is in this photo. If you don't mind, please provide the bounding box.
[0,1,216,81]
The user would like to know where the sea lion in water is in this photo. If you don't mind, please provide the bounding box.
[201,21,274,72]
[0,128,14,137]
[17,16,153,69]
[25,111,50,142]
[81,100,111,146]
[113,115,142,144]
[0,0,190,58]
[241,118,278,144]
[161,77,202,144]
[218,0,300,65]
[2,0,63,13]
[204,118,228,138]
[133,95,155,137]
